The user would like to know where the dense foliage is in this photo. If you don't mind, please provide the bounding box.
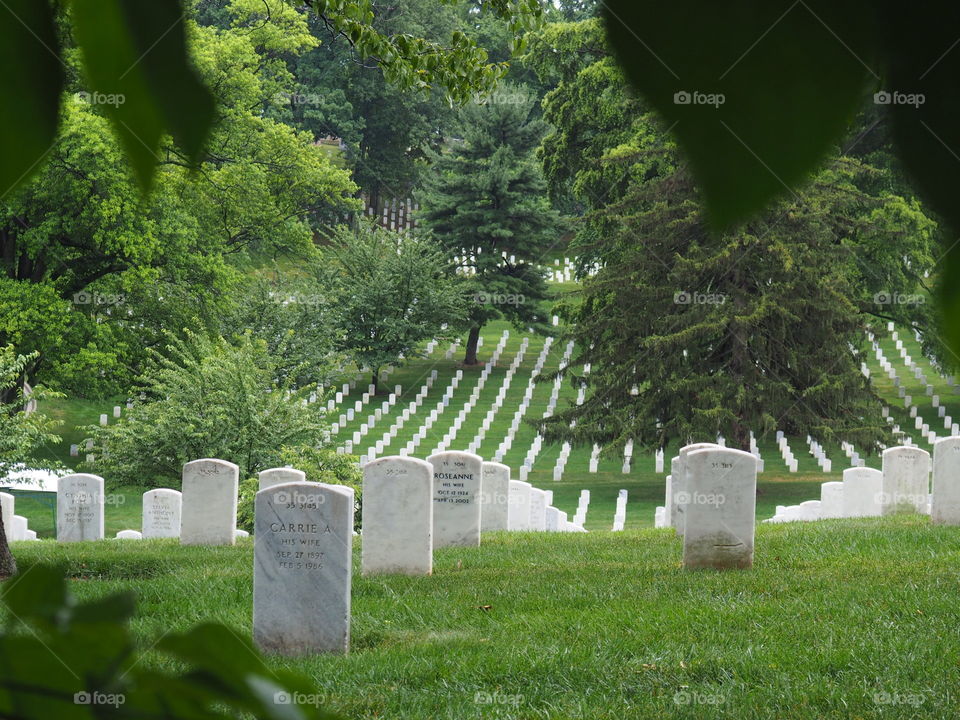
[85,331,330,487]
[418,85,561,363]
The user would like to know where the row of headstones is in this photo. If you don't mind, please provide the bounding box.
[254,451,586,655]
[362,197,418,231]
[336,371,439,456]
[872,325,960,445]
[650,443,759,569]
[521,340,576,479]
[467,335,526,455]
[765,441,960,522]
[351,371,441,457]
[333,385,403,449]
[430,334,512,456]
[53,462,251,543]
[494,337,554,462]
[0,493,39,541]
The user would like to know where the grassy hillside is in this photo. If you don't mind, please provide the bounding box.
[22,317,954,534]
[9,516,960,719]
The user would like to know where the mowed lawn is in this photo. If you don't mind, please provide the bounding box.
[7,516,960,719]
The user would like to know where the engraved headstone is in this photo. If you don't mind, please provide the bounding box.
[529,488,547,531]
[932,436,960,525]
[841,466,883,517]
[362,456,432,575]
[881,447,930,514]
[673,443,719,536]
[259,467,307,491]
[480,461,510,531]
[819,481,844,519]
[682,448,756,570]
[508,480,532,531]
[57,474,105,542]
[142,489,182,539]
[427,451,482,548]
[180,459,239,546]
[254,482,353,655]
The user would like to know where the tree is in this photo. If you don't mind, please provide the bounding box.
[288,0,462,209]
[0,0,544,198]
[531,19,939,454]
[598,1,960,356]
[0,347,61,578]
[543,166,935,454]
[418,85,561,364]
[220,274,345,389]
[1,1,357,397]
[86,331,329,487]
[317,224,466,392]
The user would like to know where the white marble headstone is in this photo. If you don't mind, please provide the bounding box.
[932,436,960,525]
[361,456,432,575]
[507,480,532,531]
[842,467,882,517]
[427,451,482,548]
[529,488,547,531]
[819,481,844,519]
[254,482,353,655]
[480,462,510,531]
[180,459,239,546]
[881,446,930,514]
[57,474,105,542]
[682,448,756,570]
[0,492,13,539]
[142,488,182,539]
[674,443,719,536]
[259,467,307,491]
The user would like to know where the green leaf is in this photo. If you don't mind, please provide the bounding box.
[1,565,68,625]
[71,0,215,189]
[0,0,64,197]
[602,0,878,228]
[873,2,960,352]
[71,591,136,626]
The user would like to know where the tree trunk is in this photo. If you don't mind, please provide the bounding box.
[463,326,482,365]
[371,369,379,396]
[0,514,17,580]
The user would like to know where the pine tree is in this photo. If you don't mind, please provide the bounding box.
[418,85,561,365]
[529,20,939,454]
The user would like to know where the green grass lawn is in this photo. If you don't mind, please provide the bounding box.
[8,515,960,719]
